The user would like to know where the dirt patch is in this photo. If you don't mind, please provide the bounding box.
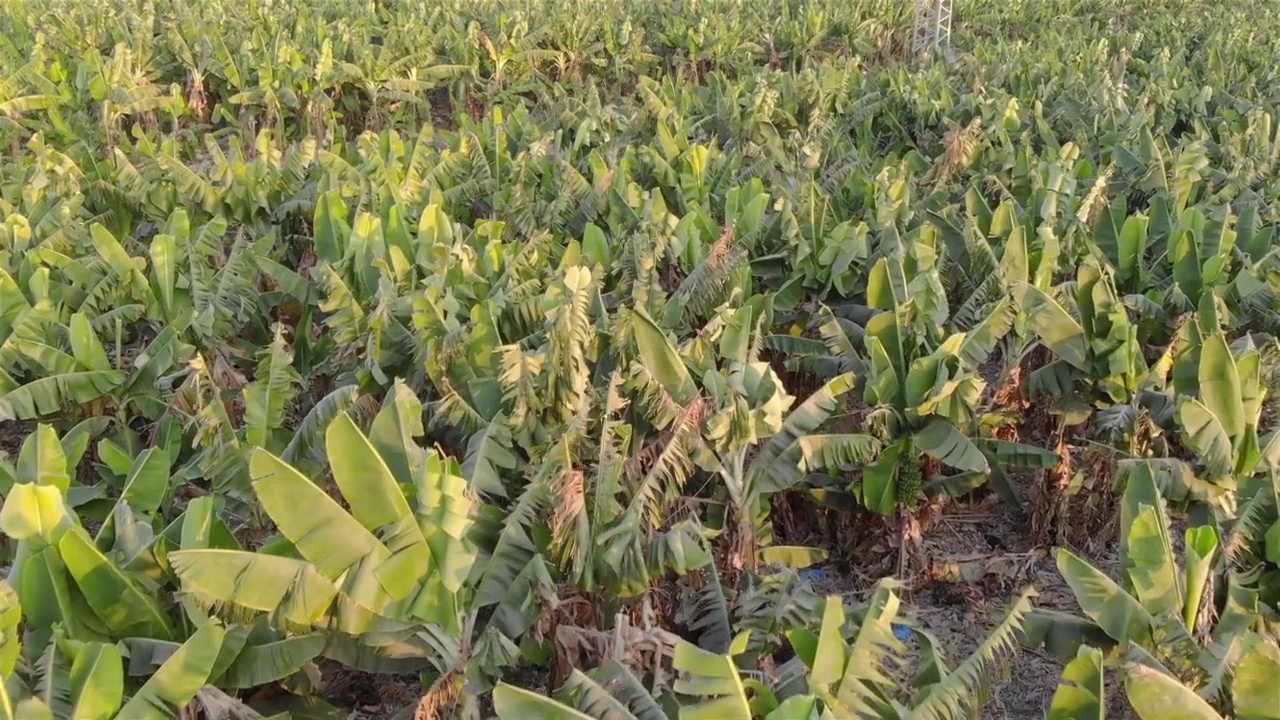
[913,494,1112,719]
[808,484,1123,719]
[0,420,31,463]
[311,662,420,719]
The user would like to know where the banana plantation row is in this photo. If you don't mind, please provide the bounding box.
[1,0,1279,718]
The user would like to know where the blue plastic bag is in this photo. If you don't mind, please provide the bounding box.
[798,566,828,581]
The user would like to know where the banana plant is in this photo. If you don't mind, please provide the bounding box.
[0,315,187,425]
[1103,304,1275,493]
[1024,459,1276,716]
[0,422,324,695]
[1020,257,1148,419]
[0,203,291,427]
[627,298,880,573]
[82,42,180,146]
[661,180,769,328]
[0,590,231,720]
[787,582,1036,720]
[1045,637,1280,720]
[1,423,180,646]
[218,33,307,138]
[494,631,799,720]
[0,216,196,423]
[334,46,467,131]
[1164,205,1243,313]
[169,381,555,719]
[0,425,317,718]
[1163,318,1270,484]
[782,244,1057,513]
[170,323,302,499]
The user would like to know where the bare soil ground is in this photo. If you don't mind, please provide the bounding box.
[806,486,1124,719]
[0,420,30,462]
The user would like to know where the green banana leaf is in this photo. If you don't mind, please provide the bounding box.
[117,619,224,718]
[1125,665,1223,720]
[218,634,326,689]
[1197,333,1245,440]
[95,448,169,550]
[913,420,988,473]
[0,484,68,543]
[248,448,390,580]
[859,439,904,515]
[57,528,174,640]
[1182,526,1217,633]
[327,413,431,601]
[67,641,124,720]
[752,373,856,494]
[1020,284,1089,371]
[796,435,881,473]
[415,453,476,596]
[1046,646,1103,720]
[494,684,596,720]
[566,661,666,720]
[280,385,364,474]
[1232,635,1280,718]
[313,190,350,264]
[243,327,299,451]
[956,297,1015,369]
[368,380,427,487]
[18,425,71,494]
[976,439,1059,468]
[832,583,901,718]
[672,635,753,720]
[461,415,517,498]
[1176,397,1234,478]
[1054,549,1153,647]
[68,314,110,372]
[632,307,697,405]
[0,371,125,422]
[169,550,339,629]
[149,233,177,321]
[1125,505,1181,619]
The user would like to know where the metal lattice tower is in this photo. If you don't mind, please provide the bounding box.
[910,0,954,58]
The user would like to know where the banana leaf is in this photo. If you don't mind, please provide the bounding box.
[461,416,517,498]
[219,634,326,689]
[57,527,173,640]
[0,371,124,421]
[1197,333,1245,440]
[1020,284,1088,370]
[632,308,696,405]
[494,684,596,720]
[169,550,339,629]
[1176,398,1234,478]
[859,439,904,515]
[67,641,123,720]
[569,661,667,720]
[368,380,427,487]
[913,420,988,473]
[1046,646,1103,720]
[248,448,390,580]
[117,619,225,719]
[1054,549,1153,647]
[1232,635,1280,718]
[0,484,68,543]
[1124,665,1223,720]
[751,373,856,494]
[672,637,753,720]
